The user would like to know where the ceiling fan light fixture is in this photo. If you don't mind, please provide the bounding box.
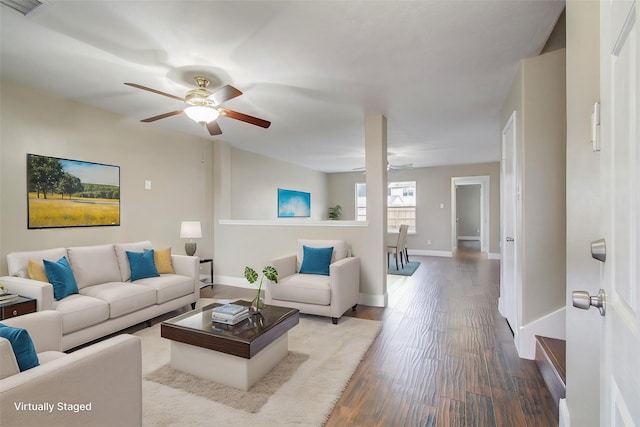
[184,106,219,124]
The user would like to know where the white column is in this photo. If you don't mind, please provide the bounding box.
[363,114,388,306]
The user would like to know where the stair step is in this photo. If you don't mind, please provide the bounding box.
[535,335,566,408]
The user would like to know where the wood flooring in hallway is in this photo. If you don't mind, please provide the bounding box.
[325,255,558,427]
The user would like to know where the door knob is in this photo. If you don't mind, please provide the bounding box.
[506,237,514,242]
[572,289,606,316]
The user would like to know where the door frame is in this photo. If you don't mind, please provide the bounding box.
[450,175,490,254]
[499,110,520,334]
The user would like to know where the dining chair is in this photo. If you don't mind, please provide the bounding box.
[400,225,410,265]
[387,224,409,270]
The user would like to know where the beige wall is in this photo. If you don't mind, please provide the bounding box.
[229,148,328,220]
[328,162,501,254]
[214,117,386,306]
[212,139,385,306]
[501,49,567,326]
[0,80,214,276]
[565,1,600,424]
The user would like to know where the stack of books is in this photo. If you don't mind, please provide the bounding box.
[0,293,19,304]
[211,303,249,325]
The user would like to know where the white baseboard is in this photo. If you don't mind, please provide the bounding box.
[358,292,387,308]
[213,275,253,289]
[516,306,566,360]
[409,249,500,259]
[498,296,505,317]
[559,398,570,427]
[408,249,453,258]
[457,236,481,241]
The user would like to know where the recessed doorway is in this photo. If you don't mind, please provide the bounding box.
[451,176,490,257]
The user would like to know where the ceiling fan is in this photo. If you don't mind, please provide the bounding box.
[353,161,414,173]
[124,76,271,136]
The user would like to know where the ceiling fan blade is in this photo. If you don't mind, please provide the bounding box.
[140,110,184,122]
[124,83,184,102]
[206,120,222,135]
[219,108,271,128]
[209,85,243,105]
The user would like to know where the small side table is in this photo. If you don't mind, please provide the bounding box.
[199,258,214,288]
[0,296,37,320]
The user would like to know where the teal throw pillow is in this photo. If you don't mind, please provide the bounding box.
[43,256,79,301]
[127,250,159,281]
[299,246,334,276]
[0,323,39,372]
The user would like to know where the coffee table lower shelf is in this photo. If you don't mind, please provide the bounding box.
[170,333,289,391]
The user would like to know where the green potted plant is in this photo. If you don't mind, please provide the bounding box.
[244,265,278,313]
[328,204,342,220]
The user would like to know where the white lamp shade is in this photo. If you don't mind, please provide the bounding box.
[180,221,202,239]
[184,106,220,123]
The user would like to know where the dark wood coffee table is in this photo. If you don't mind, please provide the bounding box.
[161,300,299,390]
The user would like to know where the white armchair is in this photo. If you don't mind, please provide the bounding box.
[0,311,142,427]
[266,239,360,324]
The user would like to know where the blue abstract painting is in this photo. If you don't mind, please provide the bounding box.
[278,188,311,217]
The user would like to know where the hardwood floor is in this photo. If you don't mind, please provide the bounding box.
[325,255,557,427]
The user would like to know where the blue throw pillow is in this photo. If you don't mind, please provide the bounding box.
[299,246,334,276]
[43,256,79,301]
[127,250,159,281]
[0,323,39,372]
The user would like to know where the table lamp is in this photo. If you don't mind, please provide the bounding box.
[180,221,202,256]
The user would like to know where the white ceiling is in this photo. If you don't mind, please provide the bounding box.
[0,0,564,173]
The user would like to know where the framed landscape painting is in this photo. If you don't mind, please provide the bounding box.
[278,188,311,218]
[27,154,120,228]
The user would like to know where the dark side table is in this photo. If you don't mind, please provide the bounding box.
[0,296,37,320]
[200,258,214,288]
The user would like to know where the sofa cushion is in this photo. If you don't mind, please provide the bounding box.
[299,246,334,276]
[153,247,175,274]
[0,337,20,379]
[7,248,67,278]
[114,241,153,282]
[296,239,348,272]
[67,244,121,289]
[126,250,159,281]
[27,259,49,282]
[43,257,79,301]
[80,282,156,318]
[272,273,331,305]
[0,324,39,372]
[134,274,194,304]
[37,350,67,364]
[53,294,110,334]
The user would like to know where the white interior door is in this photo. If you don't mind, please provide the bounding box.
[599,0,639,424]
[500,112,518,332]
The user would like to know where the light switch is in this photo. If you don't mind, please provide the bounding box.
[145,180,152,190]
[439,203,444,209]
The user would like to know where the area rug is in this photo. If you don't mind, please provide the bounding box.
[388,260,421,276]
[137,313,382,426]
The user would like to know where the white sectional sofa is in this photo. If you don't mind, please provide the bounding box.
[1,241,198,350]
[0,311,142,427]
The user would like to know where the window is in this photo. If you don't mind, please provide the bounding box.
[355,181,416,233]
